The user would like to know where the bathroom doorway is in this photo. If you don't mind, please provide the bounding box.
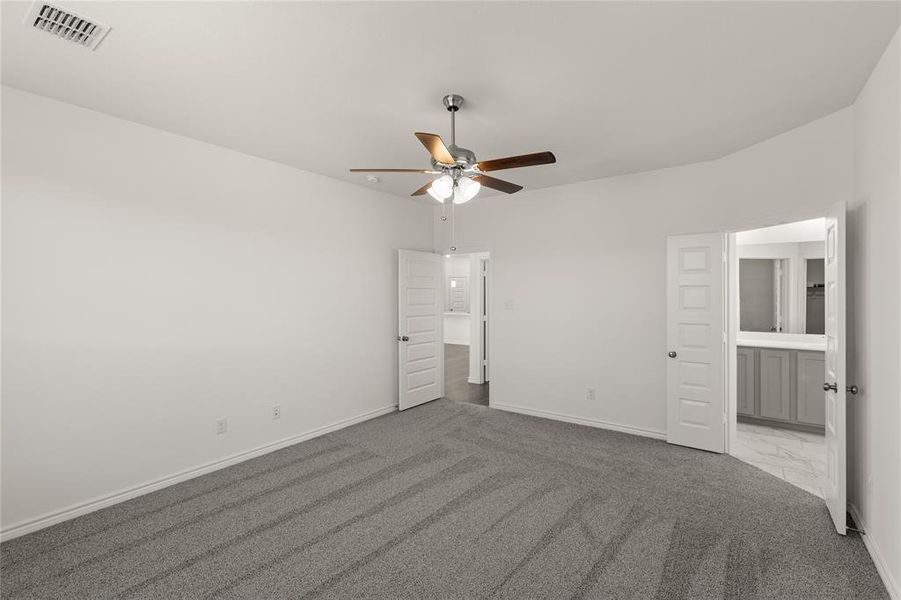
[728,217,828,497]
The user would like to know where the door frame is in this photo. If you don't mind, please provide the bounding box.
[722,207,835,456]
[468,252,490,385]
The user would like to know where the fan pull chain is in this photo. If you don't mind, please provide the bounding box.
[450,200,456,252]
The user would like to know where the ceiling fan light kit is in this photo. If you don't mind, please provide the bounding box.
[350,94,556,249]
[454,176,480,204]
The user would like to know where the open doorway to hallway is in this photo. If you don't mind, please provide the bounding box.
[443,252,489,406]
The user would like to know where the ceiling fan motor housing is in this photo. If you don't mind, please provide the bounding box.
[431,145,477,171]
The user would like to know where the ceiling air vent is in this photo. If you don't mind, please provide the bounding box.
[24,2,110,50]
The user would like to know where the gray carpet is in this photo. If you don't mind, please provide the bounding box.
[0,400,887,599]
[444,343,489,406]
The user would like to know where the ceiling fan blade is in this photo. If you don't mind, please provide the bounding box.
[472,174,523,194]
[476,151,556,172]
[414,132,456,165]
[349,168,440,173]
[411,181,433,196]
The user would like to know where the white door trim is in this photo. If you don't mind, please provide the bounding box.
[468,253,490,384]
[726,232,740,455]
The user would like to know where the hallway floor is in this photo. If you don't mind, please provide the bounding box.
[444,344,489,406]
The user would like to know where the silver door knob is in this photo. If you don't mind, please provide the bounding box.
[397,335,410,342]
[847,384,859,395]
[667,351,677,358]
[823,382,838,393]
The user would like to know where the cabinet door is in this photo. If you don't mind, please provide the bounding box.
[797,351,826,426]
[759,349,791,420]
[736,347,756,416]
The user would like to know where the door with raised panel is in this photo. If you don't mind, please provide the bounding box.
[666,233,725,453]
[397,250,444,411]
[823,202,847,534]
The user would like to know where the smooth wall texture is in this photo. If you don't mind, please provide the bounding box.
[849,29,901,596]
[435,108,853,437]
[1,87,432,532]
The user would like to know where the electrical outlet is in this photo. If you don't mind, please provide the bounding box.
[586,388,596,401]
[216,417,228,435]
[272,405,281,420]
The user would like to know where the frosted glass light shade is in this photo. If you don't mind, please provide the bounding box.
[453,176,480,204]
[427,186,446,202]
[430,175,454,199]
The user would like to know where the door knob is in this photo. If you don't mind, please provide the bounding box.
[846,384,859,395]
[823,382,838,393]
[668,351,677,358]
[397,335,409,342]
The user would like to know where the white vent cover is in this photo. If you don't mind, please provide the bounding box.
[24,2,110,50]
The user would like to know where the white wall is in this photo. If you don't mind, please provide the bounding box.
[848,29,901,597]
[0,87,433,535]
[435,107,852,437]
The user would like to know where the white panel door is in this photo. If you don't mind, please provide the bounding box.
[666,233,725,453]
[398,250,443,411]
[823,202,847,534]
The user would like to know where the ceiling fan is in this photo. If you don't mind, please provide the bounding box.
[350,94,556,203]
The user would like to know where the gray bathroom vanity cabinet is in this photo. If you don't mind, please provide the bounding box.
[736,346,825,431]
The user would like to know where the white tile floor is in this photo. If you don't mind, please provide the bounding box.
[732,421,827,498]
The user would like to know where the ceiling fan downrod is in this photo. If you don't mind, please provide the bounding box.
[442,94,463,147]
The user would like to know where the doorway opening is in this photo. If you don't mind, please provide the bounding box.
[442,252,489,406]
[728,217,827,498]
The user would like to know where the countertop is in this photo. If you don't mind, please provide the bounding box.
[736,332,826,352]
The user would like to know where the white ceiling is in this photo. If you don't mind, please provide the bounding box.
[2,1,899,199]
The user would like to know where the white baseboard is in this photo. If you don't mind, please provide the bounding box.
[848,503,901,600]
[467,377,483,384]
[0,404,396,542]
[491,402,666,441]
